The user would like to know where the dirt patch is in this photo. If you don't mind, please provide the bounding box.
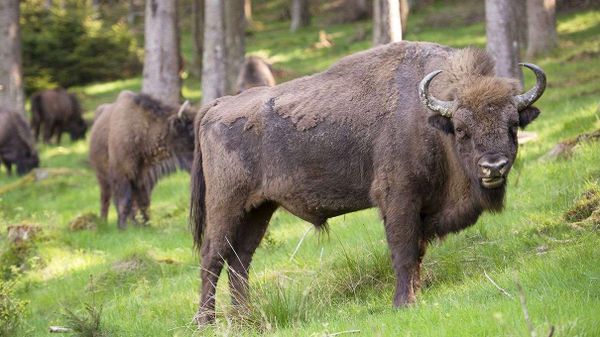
[564,184,600,229]
[69,213,101,231]
[544,129,600,160]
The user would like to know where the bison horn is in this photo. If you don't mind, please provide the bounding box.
[177,100,190,119]
[419,70,453,118]
[514,63,546,111]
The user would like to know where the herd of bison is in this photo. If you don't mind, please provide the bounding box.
[0,41,547,325]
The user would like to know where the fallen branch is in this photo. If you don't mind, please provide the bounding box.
[49,326,72,333]
[515,277,536,337]
[484,270,513,299]
[327,329,360,336]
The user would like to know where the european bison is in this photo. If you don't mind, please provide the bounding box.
[31,88,87,144]
[0,109,39,175]
[89,91,196,229]
[236,56,276,93]
[189,42,546,324]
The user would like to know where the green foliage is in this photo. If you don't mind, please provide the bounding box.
[0,238,38,280]
[20,1,141,94]
[0,280,28,336]
[62,277,108,337]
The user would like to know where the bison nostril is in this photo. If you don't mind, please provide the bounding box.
[479,157,509,175]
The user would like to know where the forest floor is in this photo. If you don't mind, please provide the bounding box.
[1,3,599,336]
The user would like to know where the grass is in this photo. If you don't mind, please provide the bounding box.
[1,3,600,337]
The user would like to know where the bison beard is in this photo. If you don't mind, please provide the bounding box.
[190,41,545,325]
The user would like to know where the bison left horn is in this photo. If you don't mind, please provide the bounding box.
[419,70,453,118]
[177,100,190,119]
[514,63,546,111]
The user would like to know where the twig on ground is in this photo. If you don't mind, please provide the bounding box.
[547,325,555,337]
[515,276,537,337]
[484,270,513,299]
[290,226,312,261]
[49,326,72,333]
[327,329,360,336]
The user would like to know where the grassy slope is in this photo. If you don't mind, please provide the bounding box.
[1,4,599,337]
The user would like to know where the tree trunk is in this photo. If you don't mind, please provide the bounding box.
[485,0,522,83]
[142,0,181,106]
[127,0,136,25]
[191,0,204,78]
[244,0,252,26]
[45,0,53,10]
[400,0,409,33]
[0,0,25,115]
[515,0,528,50]
[526,0,557,59]
[225,0,245,94]
[373,0,402,46]
[202,0,226,105]
[290,0,310,32]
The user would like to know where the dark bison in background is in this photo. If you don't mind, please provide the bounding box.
[89,91,196,229]
[31,88,87,144]
[236,56,277,93]
[190,41,546,324]
[0,109,39,175]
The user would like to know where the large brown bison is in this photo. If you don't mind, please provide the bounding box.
[236,56,277,93]
[0,109,39,175]
[189,42,546,324]
[31,88,87,144]
[89,91,196,229]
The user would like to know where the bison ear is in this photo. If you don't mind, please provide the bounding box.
[518,106,541,129]
[428,115,454,134]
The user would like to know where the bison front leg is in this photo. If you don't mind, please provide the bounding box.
[380,198,422,307]
[112,176,134,230]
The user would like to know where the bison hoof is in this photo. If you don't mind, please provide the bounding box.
[194,311,215,327]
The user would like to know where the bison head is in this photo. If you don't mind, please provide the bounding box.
[16,149,39,175]
[167,101,196,170]
[419,63,545,203]
[67,117,88,141]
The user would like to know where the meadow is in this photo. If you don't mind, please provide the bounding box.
[1,2,599,336]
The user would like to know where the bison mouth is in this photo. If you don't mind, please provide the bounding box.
[481,176,505,189]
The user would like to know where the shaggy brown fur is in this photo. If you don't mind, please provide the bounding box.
[236,56,277,93]
[0,109,39,175]
[190,42,544,324]
[30,88,87,144]
[89,92,196,228]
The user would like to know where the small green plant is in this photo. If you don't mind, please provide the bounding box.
[564,182,600,223]
[62,276,108,337]
[0,279,28,336]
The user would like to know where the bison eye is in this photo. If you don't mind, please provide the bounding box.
[455,127,463,133]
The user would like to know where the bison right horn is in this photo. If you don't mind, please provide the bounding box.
[177,100,190,119]
[514,63,546,111]
[419,70,453,118]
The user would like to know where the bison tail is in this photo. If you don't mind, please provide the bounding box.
[30,93,42,126]
[189,133,206,252]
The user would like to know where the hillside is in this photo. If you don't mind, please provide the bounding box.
[1,3,599,337]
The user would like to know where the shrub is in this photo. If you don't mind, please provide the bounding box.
[0,280,28,336]
[20,1,141,94]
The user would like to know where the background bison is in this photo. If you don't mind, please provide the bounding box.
[189,42,545,324]
[89,91,196,228]
[0,109,39,175]
[236,56,277,93]
[31,88,88,144]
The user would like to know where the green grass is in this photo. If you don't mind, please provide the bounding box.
[1,5,600,337]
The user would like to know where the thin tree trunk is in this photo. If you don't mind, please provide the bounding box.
[373,0,402,46]
[127,0,136,25]
[516,0,528,50]
[485,0,522,83]
[142,0,181,106]
[45,0,53,10]
[202,0,226,105]
[225,0,245,94]
[400,0,409,33]
[244,0,252,26]
[191,0,204,78]
[290,0,310,32]
[526,0,557,59]
[0,0,25,115]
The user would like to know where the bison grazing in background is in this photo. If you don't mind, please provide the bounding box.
[0,109,39,175]
[236,56,277,93]
[190,42,546,324]
[31,88,87,144]
[89,92,196,229]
